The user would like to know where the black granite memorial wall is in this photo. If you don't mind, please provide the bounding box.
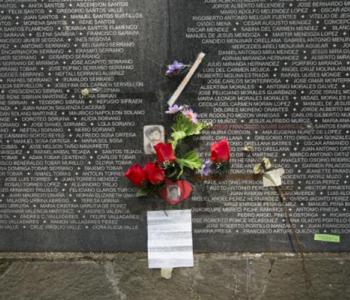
[0,0,349,252]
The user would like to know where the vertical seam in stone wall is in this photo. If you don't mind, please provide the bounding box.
[166,0,172,60]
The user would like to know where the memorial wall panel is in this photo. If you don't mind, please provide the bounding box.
[0,0,349,251]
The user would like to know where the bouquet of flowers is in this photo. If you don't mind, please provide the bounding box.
[124,101,230,205]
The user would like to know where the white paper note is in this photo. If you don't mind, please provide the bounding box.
[147,209,194,269]
[263,168,285,187]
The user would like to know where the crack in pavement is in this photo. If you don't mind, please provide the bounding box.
[0,261,12,280]
[104,261,127,300]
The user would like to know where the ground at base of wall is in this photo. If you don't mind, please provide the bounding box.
[0,253,349,300]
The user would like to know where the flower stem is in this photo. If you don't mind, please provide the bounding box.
[275,186,313,289]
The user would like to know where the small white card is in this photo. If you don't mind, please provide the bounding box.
[263,168,285,187]
[147,210,194,269]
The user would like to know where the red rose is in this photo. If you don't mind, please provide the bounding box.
[210,139,230,163]
[154,143,176,163]
[143,162,165,185]
[124,164,146,186]
[159,179,192,205]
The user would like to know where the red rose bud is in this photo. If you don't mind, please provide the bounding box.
[154,143,176,163]
[159,179,192,205]
[210,139,230,163]
[143,162,165,185]
[124,164,146,186]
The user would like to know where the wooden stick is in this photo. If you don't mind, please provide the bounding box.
[167,52,206,106]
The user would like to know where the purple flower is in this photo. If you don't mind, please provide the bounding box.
[201,159,212,176]
[182,108,198,124]
[166,60,185,77]
[165,104,184,114]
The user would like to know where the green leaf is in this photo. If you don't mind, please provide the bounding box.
[171,113,192,133]
[176,151,203,171]
[172,114,207,137]
[136,186,154,197]
[170,114,208,149]
[136,189,148,197]
[190,122,207,136]
[176,167,184,179]
[171,130,187,141]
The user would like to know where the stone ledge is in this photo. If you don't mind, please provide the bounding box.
[0,252,349,261]
[0,253,349,300]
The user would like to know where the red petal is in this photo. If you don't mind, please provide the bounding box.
[124,164,146,186]
[178,180,192,200]
[210,139,230,163]
[154,143,176,163]
[143,162,165,185]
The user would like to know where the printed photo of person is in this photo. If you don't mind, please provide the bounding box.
[143,125,165,154]
[167,184,180,202]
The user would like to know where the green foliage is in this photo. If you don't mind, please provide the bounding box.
[136,185,157,197]
[176,150,203,172]
[170,113,207,150]
[170,130,186,149]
